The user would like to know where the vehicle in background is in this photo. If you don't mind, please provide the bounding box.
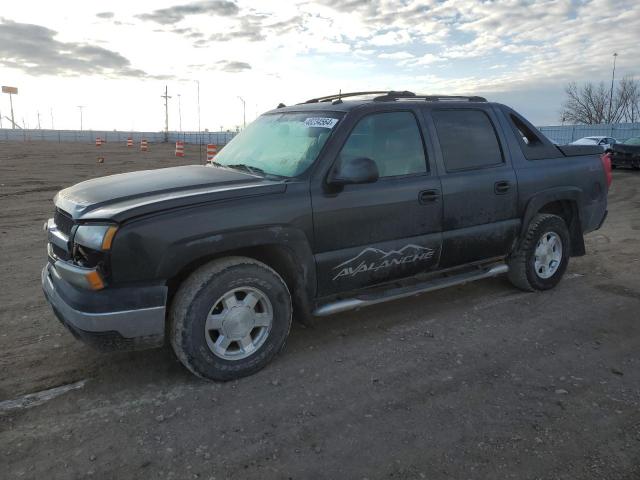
[611,137,640,169]
[570,136,617,152]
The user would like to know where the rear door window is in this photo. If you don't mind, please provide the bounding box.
[431,109,503,171]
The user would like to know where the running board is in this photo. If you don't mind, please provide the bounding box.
[313,264,509,317]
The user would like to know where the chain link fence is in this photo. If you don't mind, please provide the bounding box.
[0,129,236,145]
[3,123,639,147]
[538,123,640,144]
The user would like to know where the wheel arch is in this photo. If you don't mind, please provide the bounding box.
[164,228,316,323]
[520,188,586,257]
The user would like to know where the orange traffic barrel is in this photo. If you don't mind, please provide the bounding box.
[206,144,218,161]
[175,141,185,157]
[140,139,148,152]
[127,137,133,147]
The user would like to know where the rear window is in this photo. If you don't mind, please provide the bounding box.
[431,109,503,171]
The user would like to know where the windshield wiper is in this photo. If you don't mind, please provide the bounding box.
[211,162,287,180]
[226,163,266,176]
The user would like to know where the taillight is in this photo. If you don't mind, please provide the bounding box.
[600,152,612,188]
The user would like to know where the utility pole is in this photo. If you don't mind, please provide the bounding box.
[608,52,618,123]
[177,93,182,132]
[161,85,171,142]
[50,108,54,129]
[77,106,85,130]
[37,111,41,129]
[237,96,246,129]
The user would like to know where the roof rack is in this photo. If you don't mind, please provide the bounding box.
[301,91,391,104]
[373,92,487,102]
[300,90,487,105]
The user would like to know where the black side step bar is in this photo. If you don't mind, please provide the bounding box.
[313,264,509,317]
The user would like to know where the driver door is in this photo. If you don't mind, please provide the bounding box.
[310,110,443,296]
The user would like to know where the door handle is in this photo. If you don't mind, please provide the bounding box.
[419,189,440,204]
[494,181,511,195]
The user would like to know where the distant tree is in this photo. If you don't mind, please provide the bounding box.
[560,76,640,124]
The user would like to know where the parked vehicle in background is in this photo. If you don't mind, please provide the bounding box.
[570,136,617,152]
[611,137,640,169]
[41,91,611,381]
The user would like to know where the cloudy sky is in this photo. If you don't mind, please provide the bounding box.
[1,0,639,131]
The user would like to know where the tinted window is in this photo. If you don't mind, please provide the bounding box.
[432,109,503,171]
[339,111,427,177]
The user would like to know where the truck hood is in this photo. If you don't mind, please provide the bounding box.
[54,165,286,222]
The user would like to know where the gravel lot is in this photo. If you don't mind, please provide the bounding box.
[1,141,639,479]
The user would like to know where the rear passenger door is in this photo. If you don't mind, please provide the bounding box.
[424,107,519,268]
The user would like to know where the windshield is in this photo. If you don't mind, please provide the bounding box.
[213,112,343,177]
[624,137,640,145]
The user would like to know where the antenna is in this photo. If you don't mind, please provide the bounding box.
[161,85,171,142]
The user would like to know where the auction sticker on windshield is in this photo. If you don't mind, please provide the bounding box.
[304,117,339,128]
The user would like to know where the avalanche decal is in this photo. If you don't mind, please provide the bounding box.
[332,244,435,281]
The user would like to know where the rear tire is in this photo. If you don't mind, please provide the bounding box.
[508,214,570,292]
[170,257,292,381]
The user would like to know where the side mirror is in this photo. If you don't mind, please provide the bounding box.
[328,157,379,186]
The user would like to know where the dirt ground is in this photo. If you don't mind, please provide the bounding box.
[1,141,639,479]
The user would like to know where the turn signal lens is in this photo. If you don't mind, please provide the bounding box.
[101,226,118,250]
[85,270,105,290]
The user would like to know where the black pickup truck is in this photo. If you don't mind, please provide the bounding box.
[42,91,611,380]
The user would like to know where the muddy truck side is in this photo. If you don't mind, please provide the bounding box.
[42,92,610,380]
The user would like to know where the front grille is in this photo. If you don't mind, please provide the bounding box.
[54,209,74,236]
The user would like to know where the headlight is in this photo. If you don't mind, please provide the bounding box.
[74,224,118,251]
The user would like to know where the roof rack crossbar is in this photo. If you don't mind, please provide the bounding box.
[301,91,397,104]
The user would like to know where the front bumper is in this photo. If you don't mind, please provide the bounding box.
[42,263,167,351]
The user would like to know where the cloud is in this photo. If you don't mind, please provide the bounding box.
[367,30,411,47]
[378,51,414,60]
[136,0,239,25]
[197,15,304,44]
[209,17,266,42]
[0,18,150,77]
[96,12,114,19]
[217,60,251,72]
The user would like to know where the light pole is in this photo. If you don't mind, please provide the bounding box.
[195,80,202,164]
[237,96,246,129]
[77,105,85,130]
[177,93,182,132]
[608,52,618,123]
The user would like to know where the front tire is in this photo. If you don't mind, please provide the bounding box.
[170,257,292,381]
[508,214,570,292]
